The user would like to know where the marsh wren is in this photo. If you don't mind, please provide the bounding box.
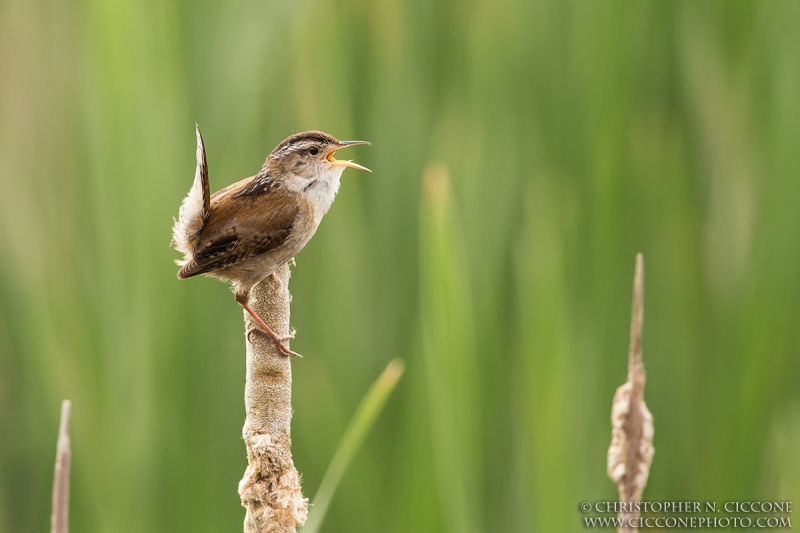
[172,125,370,357]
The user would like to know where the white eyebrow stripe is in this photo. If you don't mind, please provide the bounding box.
[273,140,320,158]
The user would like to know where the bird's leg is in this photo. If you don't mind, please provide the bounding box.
[269,259,296,292]
[235,291,300,358]
[270,271,284,291]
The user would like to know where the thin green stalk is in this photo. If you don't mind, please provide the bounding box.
[302,359,405,533]
[418,164,482,533]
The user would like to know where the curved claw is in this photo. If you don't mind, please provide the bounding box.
[246,327,262,344]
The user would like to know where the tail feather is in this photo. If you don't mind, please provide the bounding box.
[177,260,200,279]
[172,123,210,265]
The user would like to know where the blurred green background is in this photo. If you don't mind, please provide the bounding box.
[2,0,799,531]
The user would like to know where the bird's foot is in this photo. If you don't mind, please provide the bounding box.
[247,327,302,357]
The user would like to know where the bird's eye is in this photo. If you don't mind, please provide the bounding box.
[308,146,319,155]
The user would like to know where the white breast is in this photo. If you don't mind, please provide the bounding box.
[284,165,345,227]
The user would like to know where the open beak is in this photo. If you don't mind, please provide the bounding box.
[326,140,372,172]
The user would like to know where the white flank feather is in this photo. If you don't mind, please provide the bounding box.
[172,124,209,265]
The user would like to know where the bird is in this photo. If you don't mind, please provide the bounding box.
[172,124,370,357]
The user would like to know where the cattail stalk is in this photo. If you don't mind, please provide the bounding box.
[51,400,72,533]
[238,264,308,532]
[607,254,655,533]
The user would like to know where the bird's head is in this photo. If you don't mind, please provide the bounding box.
[266,131,370,190]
